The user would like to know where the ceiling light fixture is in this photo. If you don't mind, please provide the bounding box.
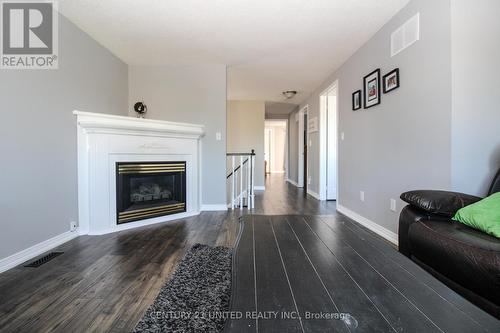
[282,90,297,99]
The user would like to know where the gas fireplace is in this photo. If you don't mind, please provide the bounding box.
[116,161,186,224]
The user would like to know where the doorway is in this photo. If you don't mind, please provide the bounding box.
[264,120,287,175]
[297,106,308,191]
[264,128,272,174]
[319,82,338,200]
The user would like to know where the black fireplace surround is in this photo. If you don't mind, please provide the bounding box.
[116,161,186,224]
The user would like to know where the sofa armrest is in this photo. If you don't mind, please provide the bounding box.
[398,205,453,256]
[399,206,425,256]
[400,190,482,218]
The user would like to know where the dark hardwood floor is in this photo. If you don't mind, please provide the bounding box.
[0,211,235,333]
[1,175,498,332]
[0,175,334,333]
[253,175,337,215]
[228,215,500,332]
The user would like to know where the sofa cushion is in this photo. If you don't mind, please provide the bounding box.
[400,190,482,217]
[454,192,500,238]
[408,220,500,307]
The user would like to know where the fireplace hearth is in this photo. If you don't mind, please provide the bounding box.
[116,162,186,224]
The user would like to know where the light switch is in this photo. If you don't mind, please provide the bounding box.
[390,199,397,212]
[341,132,345,141]
[216,132,222,141]
[309,140,312,147]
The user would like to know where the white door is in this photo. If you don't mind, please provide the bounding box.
[326,94,337,200]
[264,128,272,174]
[273,127,286,173]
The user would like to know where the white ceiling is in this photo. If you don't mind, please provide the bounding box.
[58,0,409,104]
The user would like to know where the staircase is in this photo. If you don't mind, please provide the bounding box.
[227,150,255,209]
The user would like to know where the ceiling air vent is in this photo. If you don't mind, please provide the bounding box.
[391,13,420,57]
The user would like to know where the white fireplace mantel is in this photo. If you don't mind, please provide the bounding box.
[73,110,205,139]
[74,111,205,235]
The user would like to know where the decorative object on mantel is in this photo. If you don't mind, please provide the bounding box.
[134,101,147,118]
[363,69,381,109]
[352,90,361,110]
[383,68,400,93]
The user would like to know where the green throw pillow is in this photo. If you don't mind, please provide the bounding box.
[453,192,500,238]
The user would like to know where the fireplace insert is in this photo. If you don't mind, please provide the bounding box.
[116,161,186,224]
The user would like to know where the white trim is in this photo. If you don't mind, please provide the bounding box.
[270,170,285,174]
[199,139,204,212]
[319,92,327,200]
[0,230,79,274]
[201,204,228,211]
[265,127,272,173]
[319,80,339,201]
[337,204,398,246]
[73,110,204,139]
[297,105,308,188]
[86,211,200,235]
[254,186,266,191]
[307,189,321,200]
[285,119,289,179]
[286,178,299,187]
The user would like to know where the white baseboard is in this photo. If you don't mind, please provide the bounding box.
[254,186,265,191]
[270,170,285,174]
[201,204,228,211]
[86,211,200,235]
[337,204,398,246]
[0,230,79,274]
[307,189,321,200]
[286,178,299,187]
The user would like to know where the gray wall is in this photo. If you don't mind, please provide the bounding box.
[227,101,265,187]
[0,15,128,260]
[128,65,227,206]
[299,0,452,233]
[288,109,299,183]
[451,0,500,196]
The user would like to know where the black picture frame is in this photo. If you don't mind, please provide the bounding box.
[383,68,400,93]
[352,90,361,110]
[363,69,381,109]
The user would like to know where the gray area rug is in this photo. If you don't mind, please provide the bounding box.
[134,243,232,333]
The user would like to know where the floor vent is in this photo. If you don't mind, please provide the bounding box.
[24,252,64,267]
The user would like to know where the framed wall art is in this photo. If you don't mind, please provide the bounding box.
[383,68,400,93]
[352,90,361,110]
[363,69,381,109]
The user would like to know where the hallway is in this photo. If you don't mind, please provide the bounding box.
[253,174,337,215]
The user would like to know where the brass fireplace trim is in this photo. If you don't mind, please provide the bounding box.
[116,162,187,224]
[118,203,185,223]
[118,163,186,174]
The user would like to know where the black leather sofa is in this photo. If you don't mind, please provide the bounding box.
[399,169,500,319]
